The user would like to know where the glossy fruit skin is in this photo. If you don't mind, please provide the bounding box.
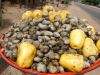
[96,39,100,53]
[83,38,98,57]
[59,54,84,72]
[59,10,70,21]
[43,5,54,13]
[49,11,58,23]
[21,11,33,20]
[70,29,85,49]
[32,10,43,19]
[17,42,36,68]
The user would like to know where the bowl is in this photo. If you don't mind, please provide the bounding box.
[0,35,100,75]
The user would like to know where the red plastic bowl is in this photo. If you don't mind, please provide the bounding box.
[0,35,100,75]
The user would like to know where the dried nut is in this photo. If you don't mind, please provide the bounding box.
[21,39,33,44]
[38,23,49,30]
[54,53,60,60]
[45,17,49,20]
[54,22,60,27]
[88,31,93,36]
[31,63,37,70]
[13,40,20,43]
[48,52,55,59]
[89,56,96,64]
[4,38,9,42]
[42,20,50,25]
[62,24,67,28]
[30,21,35,26]
[14,28,20,32]
[10,44,17,49]
[41,31,53,36]
[12,49,18,58]
[53,32,60,38]
[26,35,31,39]
[22,26,30,32]
[58,66,65,73]
[63,37,70,44]
[5,32,12,37]
[70,17,78,25]
[52,60,59,66]
[50,37,56,40]
[19,22,28,29]
[62,18,69,24]
[36,31,42,36]
[1,42,7,48]
[90,35,97,41]
[67,48,77,54]
[12,33,17,38]
[16,33,23,39]
[60,31,68,37]
[83,28,88,33]
[38,36,43,42]
[32,35,38,40]
[5,51,13,59]
[23,34,31,39]
[52,46,60,52]
[49,25,56,32]
[57,28,64,33]
[84,61,90,68]
[48,44,52,48]
[37,18,44,22]
[58,50,65,55]
[37,50,44,57]
[30,20,37,25]
[43,36,50,41]
[48,40,56,46]
[29,31,34,35]
[45,51,55,59]
[65,24,72,31]
[8,42,13,46]
[55,16,60,22]
[34,56,41,62]
[37,63,47,72]
[48,64,58,73]
[33,41,40,48]
[23,34,29,38]
[43,46,49,53]
[61,45,68,50]
[42,57,49,65]
[40,45,49,53]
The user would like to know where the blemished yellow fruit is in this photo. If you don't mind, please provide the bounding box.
[21,11,33,20]
[43,5,54,13]
[59,54,84,72]
[70,29,86,49]
[49,11,58,22]
[17,42,36,68]
[59,10,70,21]
[87,25,96,35]
[96,39,100,53]
[32,10,42,19]
[83,38,98,57]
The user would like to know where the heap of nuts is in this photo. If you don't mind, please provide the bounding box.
[1,5,100,73]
